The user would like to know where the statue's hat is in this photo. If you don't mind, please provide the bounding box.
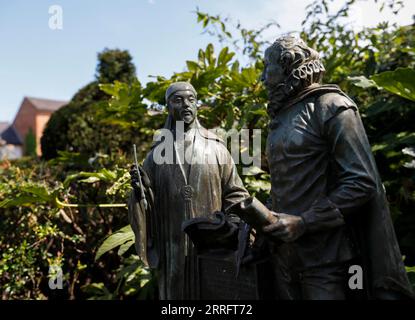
[165,82,197,102]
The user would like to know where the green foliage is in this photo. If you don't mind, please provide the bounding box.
[0,155,151,299]
[371,67,415,102]
[195,9,279,61]
[41,49,138,160]
[40,89,89,160]
[96,48,136,84]
[95,225,134,261]
[24,128,37,156]
[406,265,415,292]
[82,255,156,300]
[0,183,61,208]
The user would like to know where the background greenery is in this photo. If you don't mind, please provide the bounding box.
[0,0,414,299]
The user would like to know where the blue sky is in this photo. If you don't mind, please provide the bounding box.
[1,0,414,122]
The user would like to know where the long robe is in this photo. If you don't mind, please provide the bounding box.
[128,121,249,299]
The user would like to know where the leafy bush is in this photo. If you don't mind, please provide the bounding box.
[0,154,156,299]
[1,0,414,299]
[24,128,37,157]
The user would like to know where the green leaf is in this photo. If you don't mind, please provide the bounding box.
[243,166,265,176]
[48,150,91,167]
[249,108,268,117]
[364,99,397,117]
[0,183,60,208]
[205,43,216,66]
[95,225,134,261]
[198,49,206,67]
[217,47,228,65]
[79,176,101,184]
[348,75,379,89]
[372,132,415,153]
[118,239,135,256]
[196,12,206,23]
[99,83,117,96]
[0,195,44,208]
[231,61,240,74]
[186,61,199,72]
[371,67,415,102]
[217,47,234,66]
[246,179,271,192]
[240,67,259,85]
[63,169,118,187]
[20,185,52,202]
[81,282,113,300]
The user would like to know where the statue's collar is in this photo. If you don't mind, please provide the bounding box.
[268,84,345,130]
[271,84,344,113]
[153,118,224,149]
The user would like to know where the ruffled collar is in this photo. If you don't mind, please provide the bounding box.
[267,59,325,117]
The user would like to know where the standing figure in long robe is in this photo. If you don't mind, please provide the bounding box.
[128,82,249,299]
[260,36,414,300]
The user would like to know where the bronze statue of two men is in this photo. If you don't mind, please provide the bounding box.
[128,35,414,300]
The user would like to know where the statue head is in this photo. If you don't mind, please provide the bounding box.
[261,35,325,104]
[165,82,198,128]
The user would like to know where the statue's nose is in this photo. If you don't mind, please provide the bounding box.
[260,70,266,83]
[183,99,191,107]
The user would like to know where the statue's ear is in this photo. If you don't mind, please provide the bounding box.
[280,51,292,66]
[280,51,294,74]
[166,99,173,114]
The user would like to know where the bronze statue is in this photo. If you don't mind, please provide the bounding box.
[260,35,414,300]
[128,82,249,299]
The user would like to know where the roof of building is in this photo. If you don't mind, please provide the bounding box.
[0,122,9,133]
[0,122,23,145]
[26,96,68,112]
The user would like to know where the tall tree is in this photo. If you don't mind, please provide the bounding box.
[41,49,137,160]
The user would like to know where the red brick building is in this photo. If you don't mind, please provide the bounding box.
[12,97,68,156]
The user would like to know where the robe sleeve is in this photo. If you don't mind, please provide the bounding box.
[217,143,250,213]
[301,97,378,233]
[127,152,158,268]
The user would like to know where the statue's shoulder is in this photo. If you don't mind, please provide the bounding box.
[314,85,357,110]
[312,85,358,122]
[142,150,155,170]
[197,125,235,164]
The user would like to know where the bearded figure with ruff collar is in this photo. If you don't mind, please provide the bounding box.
[260,35,414,300]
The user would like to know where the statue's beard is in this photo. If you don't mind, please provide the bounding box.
[267,59,325,118]
[268,83,289,105]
